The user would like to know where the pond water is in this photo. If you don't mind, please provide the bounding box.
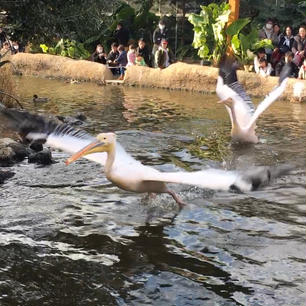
[0,76,305,306]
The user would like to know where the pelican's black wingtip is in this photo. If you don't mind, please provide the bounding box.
[0,107,58,138]
[218,55,239,85]
[241,164,296,191]
[279,63,292,84]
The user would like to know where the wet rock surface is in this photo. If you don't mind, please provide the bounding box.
[28,148,53,165]
[0,137,53,166]
[0,169,15,183]
[0,138,27,166]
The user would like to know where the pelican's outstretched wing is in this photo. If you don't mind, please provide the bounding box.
[141,164,294,193]
[246,63,292,130]
[0,107,136,166]
[216,58,255,127]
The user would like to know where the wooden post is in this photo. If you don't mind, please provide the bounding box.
[228,0,240,25]
[226,0,240,56]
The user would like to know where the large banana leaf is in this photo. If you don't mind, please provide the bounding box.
[188,2,230,65]
[226,18,251,36]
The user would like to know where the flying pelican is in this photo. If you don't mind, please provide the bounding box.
[0,106,293,207]
[216,57,291,143]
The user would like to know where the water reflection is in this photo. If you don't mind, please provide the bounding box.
[0,76,305,306]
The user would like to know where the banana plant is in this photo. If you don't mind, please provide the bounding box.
[226,18,273,65]
[188,3,231,66]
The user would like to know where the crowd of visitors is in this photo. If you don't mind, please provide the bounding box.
[255,19,306,79]
[1,17,306,81]
[90,19,174,79]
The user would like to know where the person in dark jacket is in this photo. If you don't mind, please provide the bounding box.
[91,44,107,64]
[275,51,298,77]
[292,25,306,66]
[136,38,151,67]
[154,39,174,69]
[152,19,169,64]
[0,27,7,48]
[114,22,130,47]
[114,44,127,80]
[107,42,120,75]
[278,26,295,54]
[271,26,295,68]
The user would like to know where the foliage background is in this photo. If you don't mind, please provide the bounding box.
[0,0,305,57]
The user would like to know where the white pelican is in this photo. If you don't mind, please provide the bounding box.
[0,107,293,207]
[216,58,291,143]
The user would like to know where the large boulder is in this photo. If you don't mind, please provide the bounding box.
[0,138,28,166]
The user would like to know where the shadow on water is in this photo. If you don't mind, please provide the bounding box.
[0,76,305,306]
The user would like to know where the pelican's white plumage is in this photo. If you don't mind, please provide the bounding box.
[216,58,291,143]
[0,107,292,207]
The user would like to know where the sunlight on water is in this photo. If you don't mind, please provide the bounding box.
[0,76,305,306]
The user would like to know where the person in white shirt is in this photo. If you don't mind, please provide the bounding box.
[257,58,273,77]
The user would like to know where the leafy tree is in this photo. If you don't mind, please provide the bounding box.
[0,0,122,46]
[240,0,306,31]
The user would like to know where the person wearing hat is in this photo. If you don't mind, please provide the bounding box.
[154,38,174,69]
[152,19,169,65]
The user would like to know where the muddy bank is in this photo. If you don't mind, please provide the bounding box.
[10,53,113,83]
[8,53,306,101]
[124,62,306,101]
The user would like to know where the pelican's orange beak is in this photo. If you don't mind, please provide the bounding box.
[65,140,103,165]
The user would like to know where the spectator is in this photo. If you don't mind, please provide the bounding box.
[11,41,20,54]
[126,44,136,67]
[114,22,129,47]
[154,39,174,69]
[0,27,7,48]
[0,41,10,55]
[259,18,274,60]
[254,48,267,73]
[136,38,151,67]
[271,23,282,48]
[292,25,306,67]
[91,44,107,64]
[278,26,295,54]
[298,58,306,79]
[135,55,146,66]
[275,51,298,78]
[107,42,120,75]
[152,19,169,63]
[114,44,127,80]
[257,58,273,77]
[271,26,295,68]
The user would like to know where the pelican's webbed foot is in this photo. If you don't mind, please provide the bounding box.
[167,190,187,209]
[217,98,233,109]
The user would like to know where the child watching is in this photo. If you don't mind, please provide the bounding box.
[126,44,136,67]
[298,58,306,79]
[114,44,127,80]
[258,58,273,77]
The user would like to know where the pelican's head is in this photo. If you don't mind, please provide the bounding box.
[65,132,116,165]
